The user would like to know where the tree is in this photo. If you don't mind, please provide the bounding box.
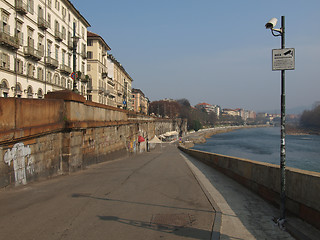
[300,105,320,130]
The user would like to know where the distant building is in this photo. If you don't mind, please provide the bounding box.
[107,54,133,110]
[196,103,220,117]
[87,31,112,105]
[222,108,240,117]
[132,88,149,114]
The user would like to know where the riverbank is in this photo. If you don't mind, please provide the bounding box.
[286,124,320,136]
[182,125,269,148]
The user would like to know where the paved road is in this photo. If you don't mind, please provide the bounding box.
[0,144,215,240]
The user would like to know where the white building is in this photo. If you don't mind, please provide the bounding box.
[0,0,90,99]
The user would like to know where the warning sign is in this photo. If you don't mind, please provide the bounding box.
[272,48,295,71]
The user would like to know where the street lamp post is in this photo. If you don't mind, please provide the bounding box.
[72,22,79,92]
[265,16,286,224]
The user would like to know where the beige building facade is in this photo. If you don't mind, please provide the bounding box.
[132,88,149,114]
[0,0,90,99]
[86,31,113,105]
[107,54,133,110]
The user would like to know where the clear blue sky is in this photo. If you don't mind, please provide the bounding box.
[74,0,320,113]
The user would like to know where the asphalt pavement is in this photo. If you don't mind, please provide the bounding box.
[0,144,215,240]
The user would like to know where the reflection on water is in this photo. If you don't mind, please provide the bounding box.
[192,127,320,173]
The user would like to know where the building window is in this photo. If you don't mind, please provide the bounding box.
[1,12,9,34]
[47,71,52,83]
[87,64,91,71]
[37,88,43,98]
[87,51,93,59]
[27,0,34,14]
[54,74,60,85]
[47,0,52,9]
[27,63,35,77]
[62,50,66,65]
[15,58,23,74]
[62,6,66,20]
[55,46,59,60]
[47,41,51,56]
[37,67,43,81]
[61,77,66,88]
[1,80,9,97]
[55,0,60,10]
[0,53,10,69]
[27,86,33,98]
[87,40,93,46]
[62,26,66,40]
[16,21,23,45]
[47,13,51,28]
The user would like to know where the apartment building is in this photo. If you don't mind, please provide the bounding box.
[195,102,221,117]
[86,31,113,105]
[107,54,133,110]
[132,88,149,114]
[0,0,90,98]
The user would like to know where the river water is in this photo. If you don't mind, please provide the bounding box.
[192,127,320,173]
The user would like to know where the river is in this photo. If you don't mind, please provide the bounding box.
[192,127,320,173]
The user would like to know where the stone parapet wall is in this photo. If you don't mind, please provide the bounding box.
[0,91,187,188]
[179,146,320,230]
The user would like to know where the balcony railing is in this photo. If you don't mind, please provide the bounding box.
[38,17,49,30]
[107,79,115,87]
[54,29,63,41]
[23,46,43,61]
[0,27,19,50]
[60,64,72,74]
[15,0,28,15]
[45,56,59,69]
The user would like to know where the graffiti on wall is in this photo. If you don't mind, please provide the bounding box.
[4,143,34,186]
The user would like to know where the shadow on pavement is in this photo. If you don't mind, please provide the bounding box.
[98,215,211,240]
[71,193,214,214]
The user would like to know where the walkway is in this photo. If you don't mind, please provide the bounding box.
[181,151,320,240]
[0,144,214,240]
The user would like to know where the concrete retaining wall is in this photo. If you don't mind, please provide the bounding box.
[179,146,320,230]
[0,91,187,188]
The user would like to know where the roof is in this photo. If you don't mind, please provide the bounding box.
[65,0,91,27]
[132,88,145,97]
[87,31,111,50]
[197,102,211,106]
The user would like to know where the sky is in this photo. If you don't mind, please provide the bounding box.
[74,0,320,113]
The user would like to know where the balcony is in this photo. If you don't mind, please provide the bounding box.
[81,50,87,59]
[104,89,110,96]
[102,72,107,79]
[38,17,49,30]
[15,0,28,15]
[107,79,115,87]
[54,29,63,42]
[98,87,104,94]
[45,56,58,69]
[0,27,19,50]
[76,71,89,83]
[23,46,43,61]
[60,64,72,75]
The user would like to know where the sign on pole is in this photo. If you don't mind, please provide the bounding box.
[272,48,295,71]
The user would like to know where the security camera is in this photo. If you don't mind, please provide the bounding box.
[265,18,278,29]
